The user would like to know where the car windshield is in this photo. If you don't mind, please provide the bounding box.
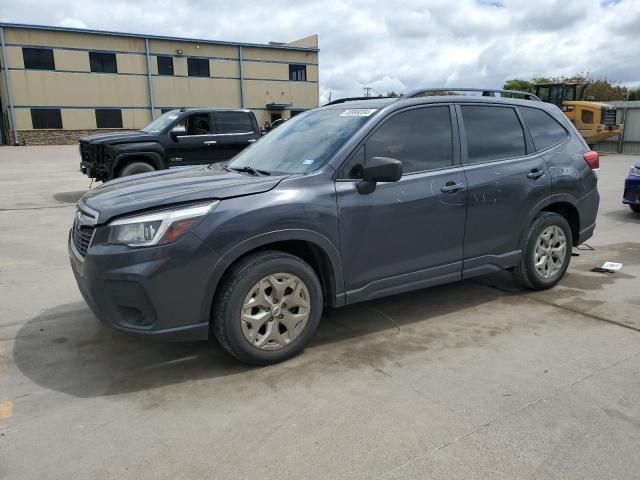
[227,108,375,174]
[141,110,181,133]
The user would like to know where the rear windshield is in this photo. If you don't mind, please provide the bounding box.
[227,108,376,174]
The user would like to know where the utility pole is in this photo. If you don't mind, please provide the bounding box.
[363,87,372,97]
[618,88,630,153]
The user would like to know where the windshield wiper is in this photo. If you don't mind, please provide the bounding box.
[226,166,271,176]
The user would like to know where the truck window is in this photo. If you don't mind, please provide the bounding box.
[216,112,253,134]
[183,113,212,135]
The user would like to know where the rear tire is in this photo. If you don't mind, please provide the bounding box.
[118,161,156,177]
[213,251,323,365]
[512,212,572,290]
[630,204,640,214]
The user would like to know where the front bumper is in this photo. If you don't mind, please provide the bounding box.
[623,176,640,206]
[69,229,216,341]
[79,160,109,181]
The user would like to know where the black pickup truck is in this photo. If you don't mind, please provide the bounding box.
[79,108,261,181]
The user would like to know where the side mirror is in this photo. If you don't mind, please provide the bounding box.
[357,156,402,194]
[170,124,186,140]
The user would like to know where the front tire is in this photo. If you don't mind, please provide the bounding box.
[630,204,640,214]
[512,212,572,290]
[213,251,323,365]
[118,161,156,177]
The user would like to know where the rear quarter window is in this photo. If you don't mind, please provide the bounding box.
[520,107,568,151]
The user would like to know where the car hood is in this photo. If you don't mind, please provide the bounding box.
[79,131,152,145]
[79,165,288,224]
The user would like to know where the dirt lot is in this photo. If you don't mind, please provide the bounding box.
[0,146,639,479]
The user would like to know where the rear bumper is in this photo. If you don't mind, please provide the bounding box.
[578,222,596,245]
[68,229,216,341]
[623,176,640,206]
[576,187,600,245]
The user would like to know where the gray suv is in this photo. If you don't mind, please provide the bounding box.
[69,89,600,365]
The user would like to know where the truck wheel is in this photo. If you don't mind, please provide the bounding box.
[512,212,572,290]
[630,205,640,214]
[213,251,323,365]
[118,161,156,177]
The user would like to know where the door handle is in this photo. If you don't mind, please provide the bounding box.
[527,169,545,179]
[248,139,257,143]
[440,182,466,194]
[204,140,217,145]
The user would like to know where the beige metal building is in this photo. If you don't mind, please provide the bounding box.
[0,23,319,145]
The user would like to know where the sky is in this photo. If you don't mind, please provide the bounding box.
[2,0,639,103]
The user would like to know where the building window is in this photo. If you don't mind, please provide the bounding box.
[23,48,55,70]
[289,64,306,81]
[95,109,123,128]
[157,56,174,76]
[89,52,117,73]
[31,109,62,129]
[187,58,210,77]
[290,110,304,117]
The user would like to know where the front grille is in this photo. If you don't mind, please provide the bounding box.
[79,141,92,162]
[602,107,617,128]
[79,142,103,163]
[71,207,97,257]
[72,223,95,257]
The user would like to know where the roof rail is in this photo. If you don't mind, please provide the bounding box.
[325,96,392,106]
[403,88,541,101]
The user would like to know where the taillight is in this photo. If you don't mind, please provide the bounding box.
[583,151,599,170]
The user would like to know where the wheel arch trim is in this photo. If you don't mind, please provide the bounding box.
[201,229,345,324]
[519,194,581,247]
[112,151,165,178]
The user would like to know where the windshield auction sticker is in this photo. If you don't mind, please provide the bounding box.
[339,109,378,117]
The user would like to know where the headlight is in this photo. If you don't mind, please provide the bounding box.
[108,201,218,247]
[630,166,640,177]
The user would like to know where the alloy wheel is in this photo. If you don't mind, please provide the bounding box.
[240,273,311,350]
[534,225,567,279]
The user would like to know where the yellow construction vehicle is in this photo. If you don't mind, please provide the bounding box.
[534,82,623,145]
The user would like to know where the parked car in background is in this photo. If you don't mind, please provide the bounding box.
[79,108,261,181]
[261,117,287,135]
[623,160,640,213]
[69,89,599,365]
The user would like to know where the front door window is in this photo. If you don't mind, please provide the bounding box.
[183,113,212,135]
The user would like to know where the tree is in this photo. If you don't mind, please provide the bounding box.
[386,91,401,98]
[503,79,535,93]
[628,88,640,101]
[503,75,630,101]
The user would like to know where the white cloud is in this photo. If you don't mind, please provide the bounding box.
[1,0,639,103]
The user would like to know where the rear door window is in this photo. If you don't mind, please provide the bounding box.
[461,105,526,164]
[520,107,568,151]
[215,112,254,134]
